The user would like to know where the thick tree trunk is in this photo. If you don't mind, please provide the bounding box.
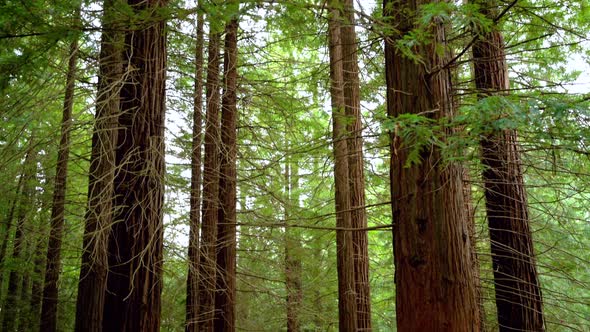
[472,2,545,330]
[74,1,122,330]
[2,149,36,332]
[327,5,358,331]
[198,23,222,332]
[214,13,239,332]
[185,4,204,332]
[40,25,78,332]
[102,0,167,330]
[339,1,371,329]
[384,0,480,330]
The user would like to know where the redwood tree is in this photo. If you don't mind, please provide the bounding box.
[185,4,204,332]
[472,1,545,330]
[340,0,371,328]
[74,0,122,330]
[198,16,222,332]
[328,4,357,330]
[214,7,239,331]
[40,13,79,331]
[102,0,168,330]
[384,0,480,330]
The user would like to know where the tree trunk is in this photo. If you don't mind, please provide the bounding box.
[29,234,46,332]
[327,4,358,330]
[102,0,167,330]
[40,21,79,332]
[284,155,303,332]
[74,1,122,330]
[198,21,222,332]
[472,1,545,330]
[185,4,204,332]
[0,171,24,299]
[2,148,36,332]
[214,12,239,332]
[384,0,480,330]
[340,1,371,329]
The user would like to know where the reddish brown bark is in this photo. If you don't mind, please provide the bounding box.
[328,4,358,331]
[185,4,204,332]
[40,22,79,332]
[472,2,545,330]
[340,1,371,329]
[384,0,480,330]
[102,0,167,330]
[198,24,222,332]
[214,14,238,332]
[74,1,122,330]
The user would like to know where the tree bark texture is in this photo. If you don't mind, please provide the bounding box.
[339,1,371,329]
[40,24,79,332]
[215,14,239,332]
[472,2,545,330]
[328,5,358,331]
[198,25,222,332]
[103,0,167,330]
[384,0,480,330]
[185,4,204,332]
[75,1,122,330]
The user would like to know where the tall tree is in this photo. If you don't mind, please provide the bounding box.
[383,0,480,330]
[102,0,168,330]
[340,0,371,328]
[215,6,239,331]
[327,3,358,330]
[284,150,303,332]
[185,3,204,332]
[198,12,222,331]
[74,0,123,330]
[40,9,80,331]
[472,0,545,330]
[2,146,36,332]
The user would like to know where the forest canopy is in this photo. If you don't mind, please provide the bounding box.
[0,0,589,331]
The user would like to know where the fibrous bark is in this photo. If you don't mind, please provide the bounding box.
[185,4,204,332]
[472,1,545,330]
[198,21,222,332]
[74,1,122,330]
[384,0,480,330]
[214,12,239,332]
[328,4,358,330]
[102,0,167,330]
[340,1,371,328]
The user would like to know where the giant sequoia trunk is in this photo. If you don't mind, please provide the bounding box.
[472,1,545,330]
[40,21,79,332]
[340,1,372,329]
[383,0,480,330]
[185,4,204,332]
[214,13,239,332]
[198,22,222,332]
[102,0,167,330]
[74,1,122,330]
[327,5,358,331]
